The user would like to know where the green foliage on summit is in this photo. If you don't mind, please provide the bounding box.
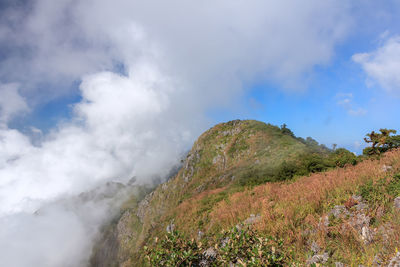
[234,122,359,187]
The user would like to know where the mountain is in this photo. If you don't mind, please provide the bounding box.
[90,120,400,266]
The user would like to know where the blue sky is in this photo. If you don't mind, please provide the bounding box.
[207,34,400,153]
[1,1,399,155]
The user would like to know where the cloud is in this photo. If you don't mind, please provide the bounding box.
[0,0,352,101]
[0,63,198,266]
[353,35,400,93]
[0,83,29,123]
[336,93,367,116]
[0,0,355,266]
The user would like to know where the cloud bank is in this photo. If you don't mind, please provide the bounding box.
[0,1,354,266]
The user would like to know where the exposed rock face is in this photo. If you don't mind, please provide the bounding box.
[382,164,393,172]
[243,214,261,225]
[330,205,348,218]
[388,252,400,267]
[182,146,201,182]
[394,197,400,211]
[348,213,370,232]
[166,222,175,233]
[306,252,329,265]
[311,241,320,254]
[361,225,373,244]
[136,191,154,223]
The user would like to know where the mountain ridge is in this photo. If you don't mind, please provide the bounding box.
[90,120,400,266]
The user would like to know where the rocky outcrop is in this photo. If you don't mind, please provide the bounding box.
[136,191,154,223]
[306,252,329,265]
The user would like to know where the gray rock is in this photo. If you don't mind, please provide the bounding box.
[373,254,382,266]
[183,149,201,182]
[199,260,209,267]
[388,252,400,267]
[221,237,229,247]
[166,223,175,233]
[335,262,344,267]
[361,226,373,244]
[203,247,217,259]
[382,165,393,172]
[161,183,168,190]
[394,197,400,211]
[377,223,394,243]
[306,252,329,265]
[311,241,320,254]
[198,230,204,240]
[355,202,369,211]
[136,191,154,223]
[349,213,370,232]
[319,215,330,228]
[243,214,261,225]
[195,184,206,193]
[352,195,363,202]
[330,205,348,218]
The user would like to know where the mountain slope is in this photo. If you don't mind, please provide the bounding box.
[91,120,324,266]
[91,119,380,266]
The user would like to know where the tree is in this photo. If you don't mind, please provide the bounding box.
[280,123,294,137]
[332,144,337,151]
[363,128,399,155]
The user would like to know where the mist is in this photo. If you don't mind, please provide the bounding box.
[0,0,356,266]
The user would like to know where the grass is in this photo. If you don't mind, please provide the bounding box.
[148,150,400,264]
[94,120,399,266]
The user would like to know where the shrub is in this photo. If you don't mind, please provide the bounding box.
[329,148,357,167]
[144,230,202,266]
[357,173,400,208]
[144,227,285,266]
[216,227,285,266]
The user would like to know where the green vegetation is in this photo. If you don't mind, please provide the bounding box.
[358,173,400,208]
[92,120,400,266]
[237,142,358,187]
[363,128,400,155]
[144,227,285,266]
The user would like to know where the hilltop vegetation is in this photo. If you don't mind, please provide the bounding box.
[91,120,400,266]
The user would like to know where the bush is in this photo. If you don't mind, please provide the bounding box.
[144,230,202,266]
[216,227,285,266]
[144,227,285,266]
[236,149,360,187]
[357,173,400,208]
[329,148,357,167]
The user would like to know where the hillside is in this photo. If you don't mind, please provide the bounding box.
[90,120,400,266]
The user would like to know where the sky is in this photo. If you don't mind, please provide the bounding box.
[0,1,400,266]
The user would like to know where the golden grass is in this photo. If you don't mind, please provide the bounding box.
[191,149,400,263]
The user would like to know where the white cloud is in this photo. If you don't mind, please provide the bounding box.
[0,63,198,266]
[0,83,29,123]
[353,35,400,93]
[0,0,352,100]
[336,93,367,116]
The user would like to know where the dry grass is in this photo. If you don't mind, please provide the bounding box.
[174,149,400,263]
